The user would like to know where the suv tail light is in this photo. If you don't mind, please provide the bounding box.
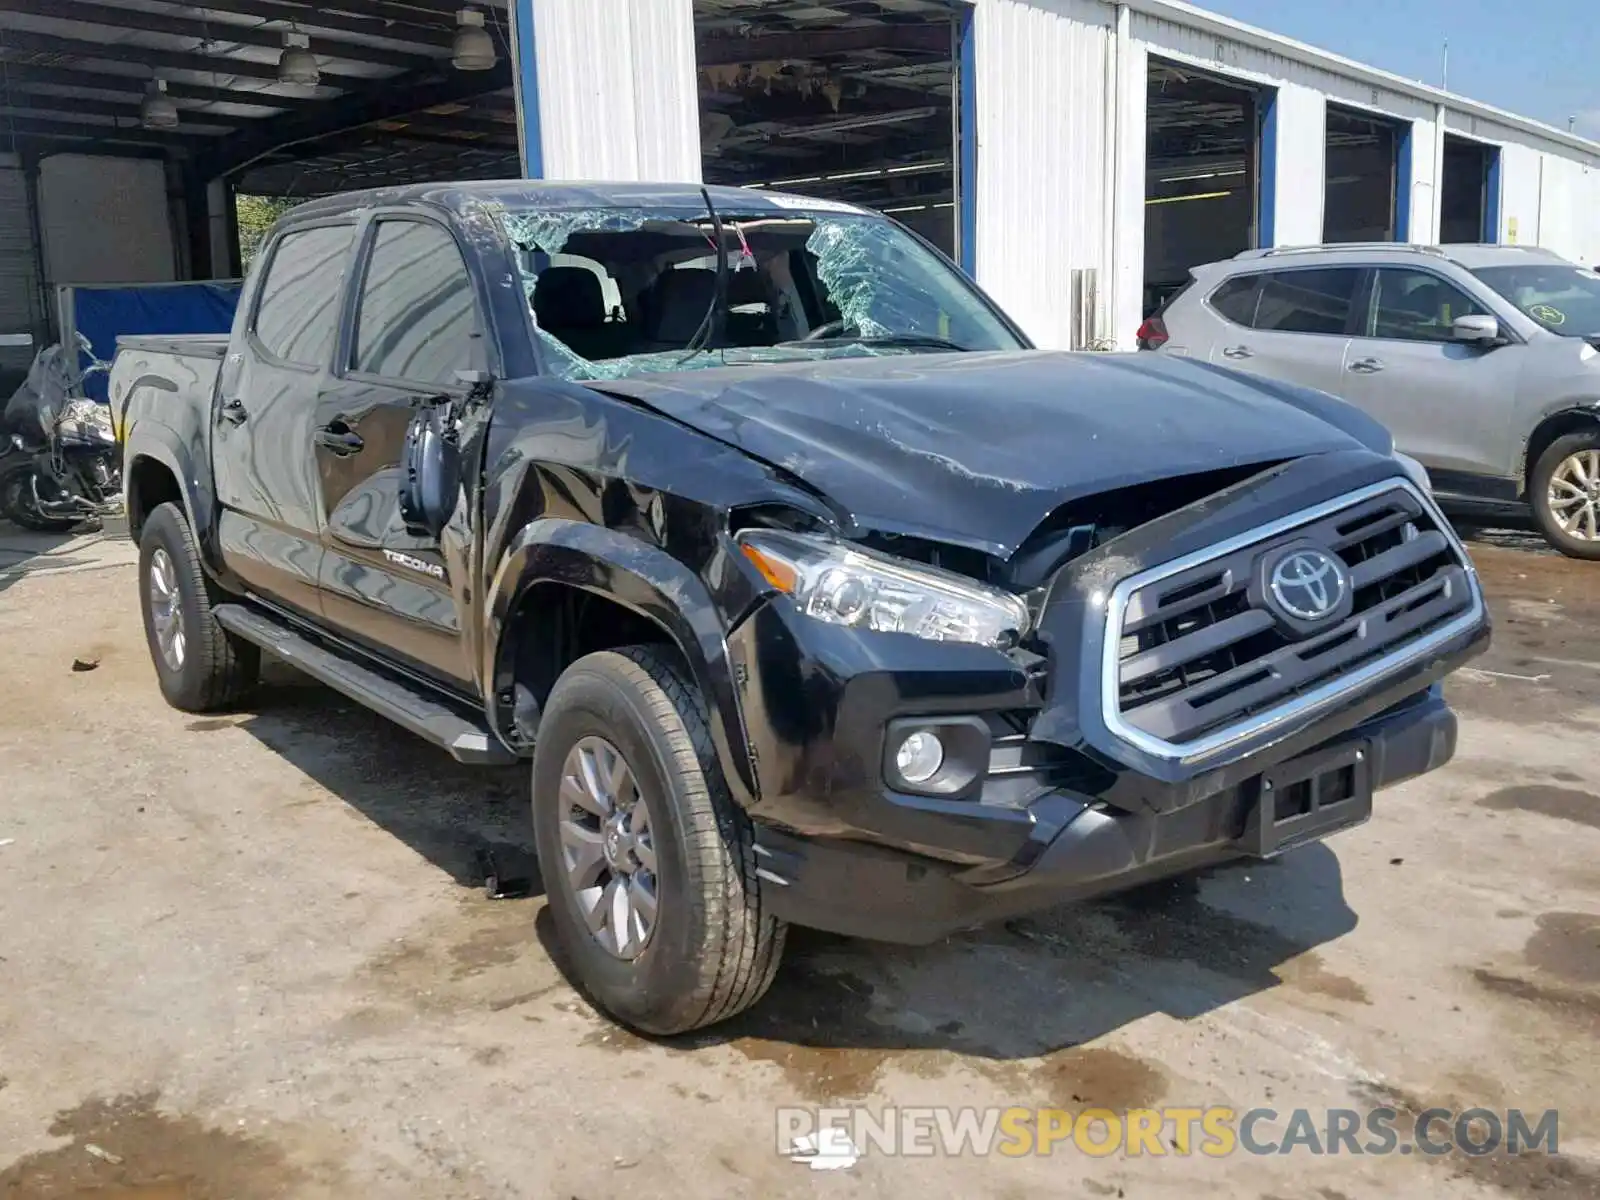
[1136,317,1169,351]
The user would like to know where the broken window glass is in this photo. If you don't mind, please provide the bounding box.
[491,203,1025,382]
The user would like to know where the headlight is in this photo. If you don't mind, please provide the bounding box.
[737,529,1030,648]
[1394,452,1431,493]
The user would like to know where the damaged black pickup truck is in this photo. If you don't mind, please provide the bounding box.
[110,181,1489,1034]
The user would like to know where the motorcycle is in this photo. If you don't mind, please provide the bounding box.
[0,333,123,533]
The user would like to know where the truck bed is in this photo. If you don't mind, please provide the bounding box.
[115,333,229,359]
[108,336,226,446]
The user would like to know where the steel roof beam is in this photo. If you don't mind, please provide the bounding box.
[696,24,952,68]
[0,28,379,83]
[0,64,322,112]
[186,0,459,41]
[196,58,512,179]
[2,0,437,70]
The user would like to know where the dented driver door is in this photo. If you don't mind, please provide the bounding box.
[313,216,484,688]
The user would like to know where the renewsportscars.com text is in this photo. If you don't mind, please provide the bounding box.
[777,1105,1560,1159]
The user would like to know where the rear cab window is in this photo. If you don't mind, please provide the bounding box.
[252,224,356,368]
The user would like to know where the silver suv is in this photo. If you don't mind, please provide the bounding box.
[1144,243,1600,559]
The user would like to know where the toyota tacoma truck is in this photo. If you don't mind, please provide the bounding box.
[110,181,1489,1035]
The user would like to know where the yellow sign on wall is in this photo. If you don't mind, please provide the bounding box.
[1508,217,1519,244]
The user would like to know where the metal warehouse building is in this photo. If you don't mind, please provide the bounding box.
[2,0,1598,374]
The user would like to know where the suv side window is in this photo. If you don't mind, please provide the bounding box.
[253,225,355,367]
[1209,276,1261,326]
[1253,268,1361,335]
[352,220,479,385]
[1367,267,1489,342]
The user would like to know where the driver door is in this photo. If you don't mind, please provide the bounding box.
[313,216,485,688]
[1341,266,1525,478]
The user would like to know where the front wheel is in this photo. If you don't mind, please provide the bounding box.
[531,646,785,1035]
[1531,432,1600,561]
[0,463,81,532]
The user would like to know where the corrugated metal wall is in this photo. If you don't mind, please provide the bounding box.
[521,0,701,183]
[0,163,43,383]
[972,0,1112,350]
[506,0,1600,344]
[1447,112,1600,265]
[1130,10,1443,253]
[981,0,1600,348]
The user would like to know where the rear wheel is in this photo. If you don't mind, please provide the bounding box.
[137,501,259,710]
[1531,432,1600,561]
[531,646,785,1035]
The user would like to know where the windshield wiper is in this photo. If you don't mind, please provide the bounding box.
[777,333,974,352]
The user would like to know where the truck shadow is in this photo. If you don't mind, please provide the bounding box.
[0,521,119,598]
[233,668,1358,1092]
[616,847,1359,1098]
[233,663,543,898]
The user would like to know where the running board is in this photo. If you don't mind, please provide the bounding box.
[213,604,516,766]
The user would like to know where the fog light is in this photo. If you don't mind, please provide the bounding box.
[895,730,944,784]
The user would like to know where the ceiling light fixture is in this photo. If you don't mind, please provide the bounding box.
[140,79,178,129]
[452,9,498,71]
[278,30,320,87]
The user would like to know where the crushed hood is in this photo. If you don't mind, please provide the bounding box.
[590,350,1392,558]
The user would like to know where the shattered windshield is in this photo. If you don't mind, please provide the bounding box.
[493,204,1025,381]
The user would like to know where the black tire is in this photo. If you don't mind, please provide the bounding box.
[137,501,259,711]
[1530,431,1600,561]
[531,646,785,1035]
[0,464,81,533]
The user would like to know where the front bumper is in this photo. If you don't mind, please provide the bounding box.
[751,687,1457,944]
[721,460,1489,943]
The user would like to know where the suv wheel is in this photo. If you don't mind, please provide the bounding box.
[1531,433,1600,561]
[138,502,260,710]
[531,646,785,1035]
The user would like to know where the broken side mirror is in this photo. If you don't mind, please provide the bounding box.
[400,403,461,540]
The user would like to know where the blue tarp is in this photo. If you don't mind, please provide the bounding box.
[71,283,241,402]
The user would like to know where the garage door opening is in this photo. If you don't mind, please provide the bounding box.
[1324,105,1409,244]
[1441,134,1500,244]
[1144,60,1273,318]
[695,0,966,262]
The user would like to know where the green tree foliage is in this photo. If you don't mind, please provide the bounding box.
[235,195,296,271]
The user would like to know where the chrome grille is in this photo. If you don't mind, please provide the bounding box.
[1105,481,1479,756]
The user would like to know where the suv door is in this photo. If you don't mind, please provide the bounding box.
[1341,266,1524,478]
[213,221,356,616]
[1206,267,1363,398]
[313,216,486,688]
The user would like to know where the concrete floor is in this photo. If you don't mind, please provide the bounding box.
[0,517,1596,1199]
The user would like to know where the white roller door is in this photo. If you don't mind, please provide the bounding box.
[0,165,43,381]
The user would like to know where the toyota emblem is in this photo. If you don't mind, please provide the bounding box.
[1267,547,1348,623]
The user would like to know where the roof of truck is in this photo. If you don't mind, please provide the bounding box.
[284,179,870,222]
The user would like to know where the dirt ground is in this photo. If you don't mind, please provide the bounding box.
[0,516,1597,1199]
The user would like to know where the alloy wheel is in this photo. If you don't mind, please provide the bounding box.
[1548,450,1600,542]
[147,547,187,671]
[557,735,659,960]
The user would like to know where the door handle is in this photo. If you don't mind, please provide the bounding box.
[218,397,247,425]
[1221,345,1253,360]
[315,425,365,456]
[1349,357,1386,373]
